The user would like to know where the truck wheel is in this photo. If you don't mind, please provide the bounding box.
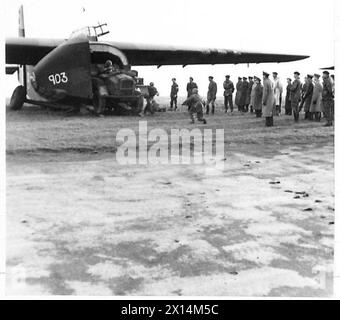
[131,95,144,115]
[9,85,26,110]
[93,90,105,115]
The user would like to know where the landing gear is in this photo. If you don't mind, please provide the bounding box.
[9,85,26,110]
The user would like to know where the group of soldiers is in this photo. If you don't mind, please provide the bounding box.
[164,71,335,126]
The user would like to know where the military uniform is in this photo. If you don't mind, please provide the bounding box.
[250,80,257,113]
[239,79,248,112]
[285,83,293,115]
[144,85,158,115]
[223,79,234,112]
[186,81,198,98]
[262,77,274,126]
[291,78,302,121]
[170,81,179,110]
[253,82,263,117]
[246,79,254,112]
[302,79,314,119]
[182,93,207,124]
[310,79,322,121]
[206,79,217,114]
[272,77,283,115]
[322,77,334,126]
[235,79,243,111]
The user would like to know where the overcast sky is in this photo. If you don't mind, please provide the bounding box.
[2,0,336,97]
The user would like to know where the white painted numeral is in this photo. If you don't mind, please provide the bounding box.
[48,72,68,85]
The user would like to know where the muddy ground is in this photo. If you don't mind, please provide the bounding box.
[6,99,335,296]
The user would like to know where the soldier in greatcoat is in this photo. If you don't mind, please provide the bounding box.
[235,77,243,111]
[302,74,314,120]
[291,71,302,122]
[262,72,275,126]
[310,74,323,121]
[246,76,254,112]
[253,77,263,118]
[322,71,334,126]
[285,78,293,115]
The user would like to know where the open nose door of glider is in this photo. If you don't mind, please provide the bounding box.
[32,36,92,100]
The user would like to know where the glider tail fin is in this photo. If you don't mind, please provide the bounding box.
[18,5,25,37]
[18,5,28,94]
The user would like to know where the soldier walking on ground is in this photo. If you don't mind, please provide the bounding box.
[223,75,234,113]
[262,71,274,126]
[310,74,323,121]
[285,78,293,115]
[144,82,159,115]
[291,71,302,122]
[186,77,198,111]
[169,78,179,111]
[206,76,217,114]
[322,71,334,126]
[182,88,207,124]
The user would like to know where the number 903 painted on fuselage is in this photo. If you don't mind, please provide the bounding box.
[48,72,68,85]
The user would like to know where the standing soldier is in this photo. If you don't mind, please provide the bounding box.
[291,71,302,122]
[253,77,263,118]
[322,71,334,126]
[299,77,308,113]
[250,76,257,113]
[186,77,198,98]
[272,72,283,116]
[246,76,254,113]
[310,74,323,121]
[223,75,235,113]
[169,78,179,111]
[239,77,249,112]
[262,71,274,126]
[182,88,207,124]
[285,78,293,115]
[235,77,243,111]
[206,76,217,114]
[303,74,314,119]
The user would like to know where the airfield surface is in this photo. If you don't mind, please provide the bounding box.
[6,99,334,296]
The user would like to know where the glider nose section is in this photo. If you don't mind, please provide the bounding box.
[33,37,93,101]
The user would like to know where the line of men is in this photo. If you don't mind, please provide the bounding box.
[168,71,335,126]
